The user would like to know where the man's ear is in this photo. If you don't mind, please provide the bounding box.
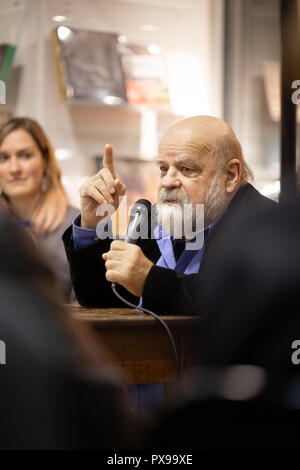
[224,159,241,194]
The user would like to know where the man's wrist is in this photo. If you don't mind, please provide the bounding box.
[81,217,97,229]
[138,260,154,296]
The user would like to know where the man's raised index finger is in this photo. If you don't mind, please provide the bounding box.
[103,144,116,178]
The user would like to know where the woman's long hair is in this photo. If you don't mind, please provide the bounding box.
[0,117,68,233]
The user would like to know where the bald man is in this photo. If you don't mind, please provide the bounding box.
[63,116,276,315]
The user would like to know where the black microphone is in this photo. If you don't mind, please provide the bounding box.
[125,199,152,244]
[111,199,151,289]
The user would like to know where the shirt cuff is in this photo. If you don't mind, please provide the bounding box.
[72,214,99,250]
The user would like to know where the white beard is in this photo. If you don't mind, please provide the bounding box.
[157,187,197,238]
[157,178,229,238]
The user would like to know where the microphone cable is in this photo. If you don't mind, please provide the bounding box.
[111,282,181,385]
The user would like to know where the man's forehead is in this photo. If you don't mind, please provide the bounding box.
[159,115,233,156]
[159,126,215,157]
[157,142,214,162]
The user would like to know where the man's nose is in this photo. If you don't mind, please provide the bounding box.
[161,170,182,189]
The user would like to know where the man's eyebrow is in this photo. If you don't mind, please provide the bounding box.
[174,157,203,170]
[154,158,167,165]
[154,157,204,171]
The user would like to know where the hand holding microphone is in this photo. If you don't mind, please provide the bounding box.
[102,199,153,297]
[79,144,126,229]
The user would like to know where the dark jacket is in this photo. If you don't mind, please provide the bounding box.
[63,183,276,315]
[195,194,300,369]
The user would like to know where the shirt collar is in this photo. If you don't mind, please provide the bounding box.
[154,218,218,242]
[17,220,30,228]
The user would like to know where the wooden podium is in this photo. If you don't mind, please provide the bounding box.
[68,305,201,385]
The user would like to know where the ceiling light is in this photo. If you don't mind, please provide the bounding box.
[55,148,72,160]
[118,35,127,43]
[57,26,71,40]
[52,15,66,22]
[147,43,161,54]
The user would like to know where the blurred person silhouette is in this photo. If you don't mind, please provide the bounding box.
[0,117,79,302]
[0,210,146,449]
[149,365,300,450]
[149,195,300,450]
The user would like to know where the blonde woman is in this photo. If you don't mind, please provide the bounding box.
[0,117,79,302]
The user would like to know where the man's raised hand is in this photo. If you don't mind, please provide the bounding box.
[80,144,126,229]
